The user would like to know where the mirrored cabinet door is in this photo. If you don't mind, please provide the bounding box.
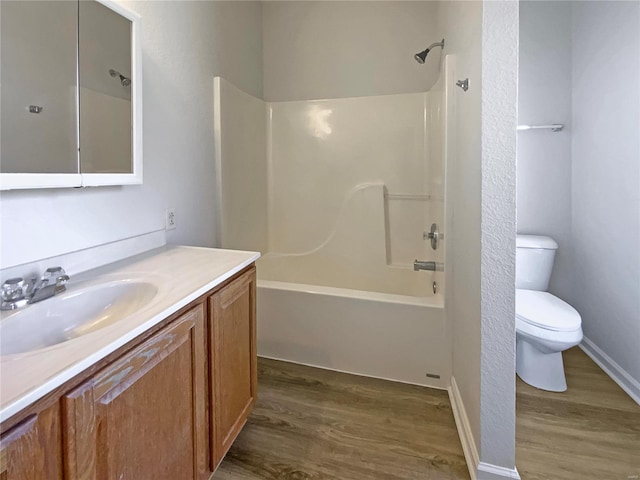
[1,0,79,175]
[79,0,132,174]
[0,0,142,190]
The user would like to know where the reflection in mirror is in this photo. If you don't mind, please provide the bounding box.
[0,1,79,174]
[79,0,132,174]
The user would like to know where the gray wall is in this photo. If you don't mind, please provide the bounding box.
[570,1,640,384]
[517,1,573,301]
[0,1,264,268]
[262,1,439,101]
[518,0,640,390]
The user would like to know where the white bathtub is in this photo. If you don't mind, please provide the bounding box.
[257,258,449,389]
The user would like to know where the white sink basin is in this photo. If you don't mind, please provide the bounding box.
[0,280,158,355]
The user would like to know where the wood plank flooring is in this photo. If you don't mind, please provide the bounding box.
[214,348,639,479]
[213,358,470,480]
[516,347,640,480]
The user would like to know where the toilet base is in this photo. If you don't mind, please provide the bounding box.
[516,338,567,392]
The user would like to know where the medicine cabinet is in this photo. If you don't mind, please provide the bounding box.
[0,0,142,190]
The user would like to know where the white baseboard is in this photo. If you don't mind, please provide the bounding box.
[477,463,521,480]
[580,337,640,406]
[448,377,479,480]
[448,377,521,480]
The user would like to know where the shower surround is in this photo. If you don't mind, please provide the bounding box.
[215,73,448,387]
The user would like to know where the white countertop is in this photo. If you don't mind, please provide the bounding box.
[0,245,260,422]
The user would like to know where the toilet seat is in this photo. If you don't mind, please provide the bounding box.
[516,289,581,332]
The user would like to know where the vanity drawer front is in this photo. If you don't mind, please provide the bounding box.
[62,304,208,480]
[0,403,62,480]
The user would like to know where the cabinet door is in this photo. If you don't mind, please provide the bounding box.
[0,404,62,480]
[209,268,257,470]
[62,305,208,480]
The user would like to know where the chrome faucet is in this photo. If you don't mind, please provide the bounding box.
[1,267,70,311]
[413,260,444,272]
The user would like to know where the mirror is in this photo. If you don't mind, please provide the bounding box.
[0,0,142,190]
[1,1,79,175]
[79,0,132,175]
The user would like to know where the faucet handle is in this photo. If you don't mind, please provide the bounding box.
[42,267,66,285]
[1,278,29,310]
[2,278,26,302]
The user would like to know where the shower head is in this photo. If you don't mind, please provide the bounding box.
[109,68,131,87]
[414,50,429,64]
[414,39,445,64]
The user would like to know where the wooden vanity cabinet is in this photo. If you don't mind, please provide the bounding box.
[0,265,257,480]
[0,404,63,480]
[62,304,208,480]
[209,267,257,470]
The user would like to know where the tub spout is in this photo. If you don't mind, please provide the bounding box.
[413,260,444,272]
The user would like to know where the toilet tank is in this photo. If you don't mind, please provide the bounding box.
[516,235,558,291]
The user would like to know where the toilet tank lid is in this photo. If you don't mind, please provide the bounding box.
[516,235,558,250]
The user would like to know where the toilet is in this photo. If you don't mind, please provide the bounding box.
[516,234,583,392]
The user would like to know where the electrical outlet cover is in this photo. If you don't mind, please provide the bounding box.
[166,208,176,230]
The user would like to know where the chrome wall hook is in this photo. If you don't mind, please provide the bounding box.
[456,78,469,92]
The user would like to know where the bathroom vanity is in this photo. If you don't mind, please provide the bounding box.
[0,246,259,479]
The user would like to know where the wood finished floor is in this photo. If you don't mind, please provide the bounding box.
[213,358,470,480]
[214,350,639,480]
[516,347,640,480]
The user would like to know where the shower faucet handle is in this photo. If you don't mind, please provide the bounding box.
[423,223,442,250]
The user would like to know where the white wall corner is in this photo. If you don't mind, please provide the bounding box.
[580,337,640,406]
[449,377,479,480]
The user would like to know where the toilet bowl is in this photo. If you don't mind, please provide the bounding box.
[515,235,583,392]
[515,289,582,391]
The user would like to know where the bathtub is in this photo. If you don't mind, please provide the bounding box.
[257,255,450,389]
